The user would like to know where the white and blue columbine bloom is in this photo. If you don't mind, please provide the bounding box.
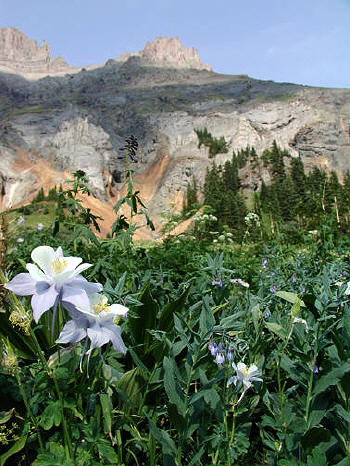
[227,362,262,391]
[5,246,102,323]
[56,293,128,361]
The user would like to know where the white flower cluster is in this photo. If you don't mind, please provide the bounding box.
[244,212,261,228]
[194,212,217,224]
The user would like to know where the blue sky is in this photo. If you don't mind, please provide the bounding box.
[0,0,349,88]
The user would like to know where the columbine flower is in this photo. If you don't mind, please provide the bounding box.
[17,216,25,225]
[5,246,102,323]
[270,285,276,293]
[17,238,24,243]
[292,274,297,284]
[37,223,43,231]
[57,293,128,365]
[262,258,268,268]
[227,362,262,391]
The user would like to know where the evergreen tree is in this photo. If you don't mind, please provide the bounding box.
[183,176,198,215]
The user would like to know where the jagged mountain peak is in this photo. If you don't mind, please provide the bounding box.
[113,35,212,71]
[0,27,72,78]
[0,28,212,79]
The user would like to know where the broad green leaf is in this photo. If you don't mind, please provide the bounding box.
[127,283,158,349]
[199,296,215,336]
[306,446,327,466]
[163,356,185,416]
[251,304,262,334]
[148,417,177,463]
[275,291,306,307]
[100,393,113,436]
[39,401,61,430]
[0,409,14,425]
[220,311,245,330]
[333,404,350,423]
[342,310,350,348]
[117,367,147,413]
[158,286,190,333]
[313,363,350,396]
[188,446,205,466]
[97,442,119,464]
[265,322,288,340]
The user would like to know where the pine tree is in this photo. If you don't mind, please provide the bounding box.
[183,176,198,215]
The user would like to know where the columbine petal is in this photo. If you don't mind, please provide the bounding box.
[61,284,90,311]
[63,256,82,270]
[56,319,87,344]
[5,273,37,296]
[72,263,93,276]
[86,325,110,353]
[108,303,129,317]
[69,276,103,294]
[102,320,127,354]
[26,263,48,282]
[32,284,59,323]
[31,246,56,275]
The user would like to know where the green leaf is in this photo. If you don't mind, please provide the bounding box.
[301,426,331,452]
[148,417,177,465]
[306,446,327,466]
[265,322,288,340]
[188,447,205,466]
[333,404,350,423]
[158,286,190,333]
[100,394,113,436]
[117,367,147,413]
[0,311,36,359]
[0,424,28,466]
[0,409,14,425]
[313,363,350,396]
[39,401,61,430]
[275,291,306,307]
[127,284,158,349]
[97,442,119,464]
[199,296,215,336]
[163,356,185,416]
[220,311,245,330]
[251,304,262,335]
[342,310,350,348]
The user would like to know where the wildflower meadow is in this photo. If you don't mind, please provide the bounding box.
[2,161,350,465]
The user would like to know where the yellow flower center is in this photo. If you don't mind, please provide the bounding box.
[240,365,250,377]
[50,258,68,274]
[92,297,110,315]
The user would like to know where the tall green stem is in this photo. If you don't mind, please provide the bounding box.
[29,327,73,460]
[15,366,44,452]
[305,324,319,425]
[177,345,200,466]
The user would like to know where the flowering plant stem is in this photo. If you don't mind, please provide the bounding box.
[14,360,44,452]
[29,326,73,460]
[305,323,319,424]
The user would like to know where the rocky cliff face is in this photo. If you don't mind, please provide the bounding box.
[0,28,73,78]
[0,28,350,235]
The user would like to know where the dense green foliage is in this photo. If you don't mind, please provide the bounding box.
[3,149,350,464]
[195,128,229,158]
[200,141,350,244]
